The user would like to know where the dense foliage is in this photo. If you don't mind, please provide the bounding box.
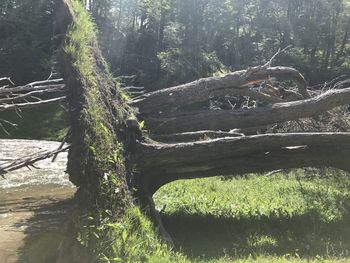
[86,0,350,89]
[0,0,55,84]
[0,0,64,139]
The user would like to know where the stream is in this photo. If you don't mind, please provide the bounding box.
[0,140,76,263]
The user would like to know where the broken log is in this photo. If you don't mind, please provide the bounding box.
[131,66,309,114]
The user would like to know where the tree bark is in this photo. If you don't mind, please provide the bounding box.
[152,130,244,143]
[144,87,350,134]
[131,66,309,114]
[136,132,350,194]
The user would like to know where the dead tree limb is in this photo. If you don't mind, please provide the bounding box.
[0,77,15,87]
[0,79,65,95]
[0,78,66,115]
[131,66,309,114]
[0,96,66,112]
[0,87,65,103]
[0,145,70,177]
[145,87,350,134]
[0,78,67,135]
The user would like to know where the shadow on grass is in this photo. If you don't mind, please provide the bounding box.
[162,211,350,260]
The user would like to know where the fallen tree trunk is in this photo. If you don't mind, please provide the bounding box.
[136,132,350,194]
[145,87,350,134]
[131,66,309,114]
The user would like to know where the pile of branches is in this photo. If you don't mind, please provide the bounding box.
[0,77,66,134]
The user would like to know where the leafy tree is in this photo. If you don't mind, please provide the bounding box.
[0,0,55,84]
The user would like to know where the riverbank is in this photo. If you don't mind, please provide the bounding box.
[0,140,75,263]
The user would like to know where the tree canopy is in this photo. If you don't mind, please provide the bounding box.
[86,0,350,89]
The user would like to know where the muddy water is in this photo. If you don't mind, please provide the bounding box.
[0,140,76,263]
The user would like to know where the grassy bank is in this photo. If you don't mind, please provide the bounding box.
[154,171,350,262]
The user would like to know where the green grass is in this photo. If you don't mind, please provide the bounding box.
[154,172,350,262]
[0,104,68,140]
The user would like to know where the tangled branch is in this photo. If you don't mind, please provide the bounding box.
[0,78,67,135]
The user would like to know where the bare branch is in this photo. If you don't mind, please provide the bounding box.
[52,129,71,162]
[0,87,65,103]
[263,45,292,68]
[0,145,70,176]
[0,77,15,86]
[0,96,66,112]
[0,83,65,96]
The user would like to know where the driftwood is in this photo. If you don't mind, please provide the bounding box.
[0,145,70,177]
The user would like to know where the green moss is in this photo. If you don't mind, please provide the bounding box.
[59,1,182,262]
[65,0,117,164]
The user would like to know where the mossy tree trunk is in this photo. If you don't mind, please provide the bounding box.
[54,0,138,215]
